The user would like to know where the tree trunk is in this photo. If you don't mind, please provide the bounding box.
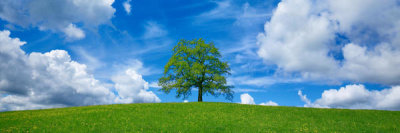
[198,86,203,102]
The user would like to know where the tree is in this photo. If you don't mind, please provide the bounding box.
[158,38,233,102]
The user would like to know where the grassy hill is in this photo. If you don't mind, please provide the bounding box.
[1,102,399,132]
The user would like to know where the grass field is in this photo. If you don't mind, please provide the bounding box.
[1,102,399,132]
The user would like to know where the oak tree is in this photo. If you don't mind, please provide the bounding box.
[158,39,233,102]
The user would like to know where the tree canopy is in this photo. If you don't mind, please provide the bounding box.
[158,39,233,102]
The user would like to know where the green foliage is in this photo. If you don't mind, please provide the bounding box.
[1,103,399,132]
[159,38,233,101]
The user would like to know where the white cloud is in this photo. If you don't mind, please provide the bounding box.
[240,93,279,106]
[0,0,116,41]
[327,0,400,45]
[123,0,132,15]
[297,90,311,106]
[298,84,400,110]
[183,100,189,103]
[143,21,167,39]
[63,23,85,41]
[0,30,31,96]
[340,43,400,85]
[240,93,255,104]
[259,101,278,106]
[0,95,66,111]
[257,0,338,80]
[257,0,400,85]
[0,30,160,111]
[112,69,160,103]
[0,30,116,111]
[297,90,326,108]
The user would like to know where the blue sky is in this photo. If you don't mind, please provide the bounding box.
[1,0,400,111]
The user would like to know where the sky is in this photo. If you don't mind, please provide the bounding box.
[0,0,400,111]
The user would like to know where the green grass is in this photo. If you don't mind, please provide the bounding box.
[0,102,399,132]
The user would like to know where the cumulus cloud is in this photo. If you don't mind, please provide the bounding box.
[183,100,189,103]
[0,30,159,111]
[240,93,255,104]
[298,84,400,110]
[112,69,160,103]
[240,93,278,106]
[0,0,116,40]
[257,0,338,76]
[0,30,115,111]
[123,0,132,15]
[63,24,86,41]
[340,43,400,85]
[257,0,400,85]
[259,101,278,106]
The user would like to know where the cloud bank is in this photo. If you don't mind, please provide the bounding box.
[0,0,116,40]
[0,30,160,111]
[257,0,400,85]
[240,93,255,104]
[298,84,400,110]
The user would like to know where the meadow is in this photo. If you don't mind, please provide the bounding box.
[1,102,399,132]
